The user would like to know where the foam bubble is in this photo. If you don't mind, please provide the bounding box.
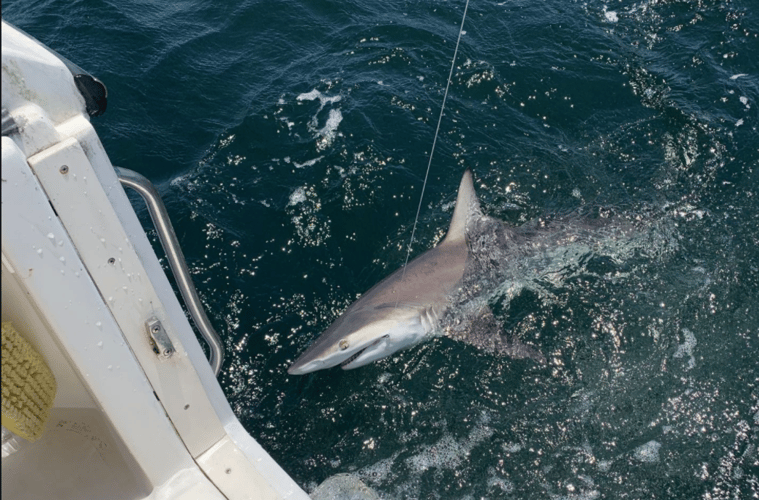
[293,156,324,169]
[503,442,522,453]
[633,440,661,463]
[316,109,343,151]
[297,89,343,150]
[604,10,619,23]
[358,454,398,483]
[405,422,494,472]
[311,474,380,500]
[288,187,307,206]
[597,460,613,472]
[297,89,341,105]
[557,491,601,500]
[673,328,696,370]
[487,473,513,493]
[297,89,320,102]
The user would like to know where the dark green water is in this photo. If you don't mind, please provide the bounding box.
[5,0,758,498]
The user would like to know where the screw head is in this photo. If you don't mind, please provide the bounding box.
[59,165,69,174]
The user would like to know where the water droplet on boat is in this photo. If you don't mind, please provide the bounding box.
[97,341,103,348]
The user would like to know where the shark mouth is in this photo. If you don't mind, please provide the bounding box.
[340,348,367,368]
[339,335,389,369]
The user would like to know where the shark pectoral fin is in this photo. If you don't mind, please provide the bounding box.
[447,306,546,365]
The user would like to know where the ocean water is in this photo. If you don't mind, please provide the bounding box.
[4,0,758,498]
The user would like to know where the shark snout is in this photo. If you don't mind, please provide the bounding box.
[287,358,324,376]
[287,336,388,375]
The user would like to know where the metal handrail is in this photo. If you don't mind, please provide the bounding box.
[115,167,224,376]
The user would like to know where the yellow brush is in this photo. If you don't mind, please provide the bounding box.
[2,322,57,442]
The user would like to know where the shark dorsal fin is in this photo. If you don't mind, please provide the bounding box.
[442,169,480,245]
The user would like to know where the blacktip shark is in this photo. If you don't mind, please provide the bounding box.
[288,169,545,375]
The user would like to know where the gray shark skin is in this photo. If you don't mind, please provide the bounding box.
[287,169,674,375]
[288,170,544,375]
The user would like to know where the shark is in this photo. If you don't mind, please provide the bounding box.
[288,169,546,375]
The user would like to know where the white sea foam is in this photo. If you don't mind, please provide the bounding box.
[604,10,619,23]
[316,109,343,151]
[293,156,324,169]
[673,328,696,370]
[288,187,307,206]
[729,74,748,80]
[502,442,522,453]
[297,89,343,150]
[633,440,661,463]
[405,420,494,472]
[358,453,398,483]
[297,89,342,105]
[553,490,601,500]
[597,460,613,472]
[487,472,514,493]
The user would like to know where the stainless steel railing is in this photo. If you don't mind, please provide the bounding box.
[115,167,224,376]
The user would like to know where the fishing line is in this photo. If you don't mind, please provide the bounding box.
[401,0,470,280]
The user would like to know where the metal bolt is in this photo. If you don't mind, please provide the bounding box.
[59,165,69,174]
[108,257,116,265]
[184,404,190,410]
[151,324,161,334]
[225,468,232,475]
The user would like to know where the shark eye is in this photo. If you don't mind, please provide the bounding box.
[339,340,349,351]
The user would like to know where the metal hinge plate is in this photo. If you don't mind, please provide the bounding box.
[146,317,174,359]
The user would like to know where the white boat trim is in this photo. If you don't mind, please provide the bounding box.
[2,20,309,500]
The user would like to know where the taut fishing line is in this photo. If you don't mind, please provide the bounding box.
[401,0,470,280]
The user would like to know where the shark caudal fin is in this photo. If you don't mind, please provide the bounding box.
[442,169,480,245]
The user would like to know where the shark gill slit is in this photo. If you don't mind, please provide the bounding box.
[421,306,438,334]
[396,0,471,309]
